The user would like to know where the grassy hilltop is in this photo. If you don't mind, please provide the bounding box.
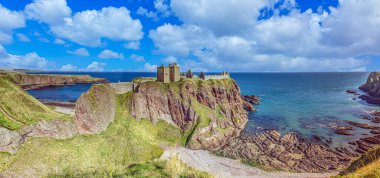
[0,77,211,177]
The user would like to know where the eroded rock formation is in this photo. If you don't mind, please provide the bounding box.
[131,79,249,150]
[74,84,117,134]
[359,72,380,104]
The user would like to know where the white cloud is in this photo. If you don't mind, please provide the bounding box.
[154,0,171,17]
[162,56,177,63]
[54,38,65,45]
[0,45,48,69]
[67,48,90,56]
[170,0,267,35]
[98,49,124,59]
[148,0,380,72]
[51,7,143,47]
[25,0,71,25]
[130,54,144,62]
[60,64,77,71]
[16,33,30,42]
[0,4,25,44]
[142,63,157,72]
[86,61,106,71]
[124,41,140,50]
[137,7,158,21]
[24,0,143,47]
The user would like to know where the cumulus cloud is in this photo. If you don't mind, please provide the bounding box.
[148,0,379,72]
[98,49,124,59]
[170,0,267,35]
[0,45,48,69]
[130,54,144,62]
[16,33,30,42]
[137,7,158,21]
[86,61,106,71]
[25,0,71,25]
[0,4,25,44]
[142,63,157,72]
[67,48,90,56]
[60,64,77,71]
[24,0,143,47]
[124,41,140,50]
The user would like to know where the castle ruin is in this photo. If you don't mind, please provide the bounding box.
[157,64,230,83]
[157,63,180,83]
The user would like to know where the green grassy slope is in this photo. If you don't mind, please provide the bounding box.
[337,147,380,178]
[0,76,68,130]
[0,91,203,177]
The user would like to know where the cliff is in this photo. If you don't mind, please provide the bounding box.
[131,78,248,150]
[0,70,108,90]
[359,72,380,104]
[74,78,249,150]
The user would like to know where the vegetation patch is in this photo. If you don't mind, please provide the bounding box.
[0,76,68,130]
[337,147,380,178]
[0,91,184,177]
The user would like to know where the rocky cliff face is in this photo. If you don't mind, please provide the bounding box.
[74,84,117,134]
[131,79,248,150]
[0,71,107,90]
[359,72,380,104]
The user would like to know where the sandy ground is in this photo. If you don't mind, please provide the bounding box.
[54,107,75,115]
[160,147,338,178]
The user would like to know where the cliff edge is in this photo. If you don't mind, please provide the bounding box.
[0,70,108,90]
[359,72,380,104]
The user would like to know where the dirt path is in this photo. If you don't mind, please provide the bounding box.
[160,147,338,178]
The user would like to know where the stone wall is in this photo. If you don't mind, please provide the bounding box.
[109,82,136,94]
[204,74,230,80]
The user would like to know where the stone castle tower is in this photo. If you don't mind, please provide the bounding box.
[157,63,180,83]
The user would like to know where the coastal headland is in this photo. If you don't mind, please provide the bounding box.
[0,70,379,177]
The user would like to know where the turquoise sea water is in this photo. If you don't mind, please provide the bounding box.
[27,72,380,146]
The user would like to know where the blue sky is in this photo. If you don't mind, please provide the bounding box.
[0,0,379,72]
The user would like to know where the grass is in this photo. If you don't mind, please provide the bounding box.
[131,77,157,83]
[0,76,69,130]
[337,147,380,178]
[0,91,184,177]
[48,156,212,178]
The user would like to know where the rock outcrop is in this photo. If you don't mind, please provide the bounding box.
[0,127,23,154]
[74,84,117,134]
[217,130,355,173]
[0,70,107,90]
[131,79,249,150]
[359,72,380,104]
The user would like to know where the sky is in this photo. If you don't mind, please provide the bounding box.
[0,0,379,72]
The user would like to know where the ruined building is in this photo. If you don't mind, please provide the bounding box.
[157,63,180,83]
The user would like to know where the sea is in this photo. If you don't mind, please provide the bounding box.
[27,72,380,146]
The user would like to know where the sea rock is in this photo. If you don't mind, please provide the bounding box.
[370,130,380,134]
[241,95,260,105]
[74,84,117,134]
[0,127,23,154]
[335,126,354,136]
[242,100,256,111]
[347,121,380,130]
[131,79,248,150]
[346,90,358,94]
[359,72,380,104]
